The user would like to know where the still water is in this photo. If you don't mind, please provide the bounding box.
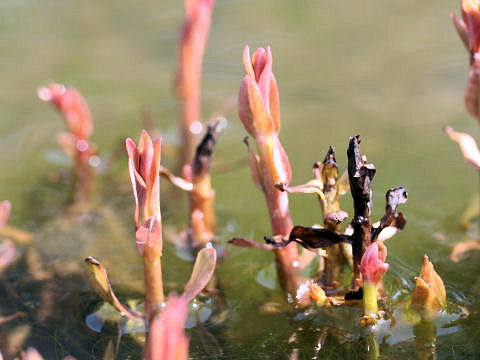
[0,0,478,358]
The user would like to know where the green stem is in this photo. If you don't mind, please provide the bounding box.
[363,282,378,317]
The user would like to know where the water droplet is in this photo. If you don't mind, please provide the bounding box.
[190,121,203,134]
[89,155,101,167]
[76,140,89,152]
[217,117,228,129]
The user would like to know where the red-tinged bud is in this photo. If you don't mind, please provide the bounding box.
[411,255,446,318]
[360,242,389,318]
[126,131,162,230]
[38,83,92,141]
[360,242,389,286]
[462,0,480,53]
[238,46,281,137]
[145,296,189,360]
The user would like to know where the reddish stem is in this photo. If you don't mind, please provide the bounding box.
[143,257,165,321]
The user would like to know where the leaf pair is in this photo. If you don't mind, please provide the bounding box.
[84,247,216,320]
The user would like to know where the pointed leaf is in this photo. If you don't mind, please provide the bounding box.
[269,74,281,133]
[267,226,350,252]
[444,125,480,168]
[451,12,469,50]
[159,165,193,191]
[275,180,322,195]
[242,45,254,78]
[228,237,275,250]
[238,76,256,136]
[465,62,480,120]
[271,134,292,184]
[84,257,142,321]
[183,247,216,301]
[244,137,264,191]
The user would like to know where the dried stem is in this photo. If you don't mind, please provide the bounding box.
[347,136,376,282]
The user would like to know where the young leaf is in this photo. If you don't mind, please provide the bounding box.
[183,247,217,301]
[84,257,143,321]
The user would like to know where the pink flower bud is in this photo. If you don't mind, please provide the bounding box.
[126,131,162,230]
[360,242,389,285]
[462,0,480,53]
[238,46,281,137]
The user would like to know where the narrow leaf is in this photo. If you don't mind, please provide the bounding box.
[465,61,480,120]
[444,125,480,169]
[84,257,143,321]
[451,12,469,51]
[244,137,264,191]
[159,166,193,191]
[265,226,350,252]
[183,247,217,302]
[228,237,275,250]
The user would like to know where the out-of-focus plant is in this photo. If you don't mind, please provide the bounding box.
[449,1,480,236]
[145,296,189,360]
[159,122,221,251]
[359,242,389,320]
[183,122,221,248]
[0,201,15,275]
[175,0,215,167]
[19,347,77,360]
[38,83,98,205]
[235,45,302,295]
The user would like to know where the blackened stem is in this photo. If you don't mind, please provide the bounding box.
[347,136,376,281]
